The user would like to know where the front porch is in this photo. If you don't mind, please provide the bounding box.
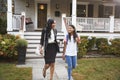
[7,0,120,33]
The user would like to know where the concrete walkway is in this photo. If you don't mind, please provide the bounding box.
[17,58,68,80]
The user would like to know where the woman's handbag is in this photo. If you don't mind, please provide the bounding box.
[35,45,40,55]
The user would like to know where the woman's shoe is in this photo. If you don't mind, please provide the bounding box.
[43,68,46,78]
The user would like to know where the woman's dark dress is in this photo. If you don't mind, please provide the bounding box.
[40,28,59,64]
[45,43,57,64]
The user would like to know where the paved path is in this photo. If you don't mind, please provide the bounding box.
[17,58,68,80]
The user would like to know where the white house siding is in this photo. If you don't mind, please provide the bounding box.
[14,0,35,29]
[14,0,26,14]
[25,1,35,27]
[50,0,71,30]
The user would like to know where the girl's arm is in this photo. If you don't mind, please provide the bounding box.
[63,18,69,32]
[76,35,81,44]
[62,40,67,60]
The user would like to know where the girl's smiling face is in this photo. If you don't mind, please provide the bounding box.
[68,25,74,34]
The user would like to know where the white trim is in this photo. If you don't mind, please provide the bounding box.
[35,0,51,29]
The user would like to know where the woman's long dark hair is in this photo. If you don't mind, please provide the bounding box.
[68,25,77,42]
[46,19,54,38]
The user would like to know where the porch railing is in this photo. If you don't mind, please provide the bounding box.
[12,12,26,32]
[12,12,26,38]
[65,17,120,32]
[114,19,120,32]
[12,14,21,30]
[65,17,110,32]
[12,15,120,32]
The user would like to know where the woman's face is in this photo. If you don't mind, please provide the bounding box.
[68,26,74,33]
[51,21,56,28]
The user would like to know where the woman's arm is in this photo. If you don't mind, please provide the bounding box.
[40,28,46,54]
[40,29,44,46]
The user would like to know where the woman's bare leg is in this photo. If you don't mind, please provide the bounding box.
[50,63,55,80]
[43,64,50,77]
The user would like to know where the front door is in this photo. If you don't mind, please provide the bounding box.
[38,3,47,28]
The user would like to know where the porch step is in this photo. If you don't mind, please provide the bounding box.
[24,32,64,59]
[26,47,63,53]
[26,53,62,59]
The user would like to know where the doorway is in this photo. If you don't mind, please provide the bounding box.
[37,3,47,28]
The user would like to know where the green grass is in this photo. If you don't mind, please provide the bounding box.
[72,58,120,80]
[0,63,32,80]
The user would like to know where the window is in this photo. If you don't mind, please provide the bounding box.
[77,5,86,17]
[70,3,94,17]
[98,5,113,18]
[115,6,120,18]
[104,6,113,18]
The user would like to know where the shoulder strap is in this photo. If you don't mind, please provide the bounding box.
[66,34,69,44]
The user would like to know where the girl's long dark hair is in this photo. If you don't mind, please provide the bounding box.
[46,19,54,38]
[68,25,77,42]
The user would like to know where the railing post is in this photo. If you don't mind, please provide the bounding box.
[109,16,114,33]
[19,12,26,38]
[20,12,26,31]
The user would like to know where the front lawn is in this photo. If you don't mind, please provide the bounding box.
[72,58,120,80]
[0,63,32,80]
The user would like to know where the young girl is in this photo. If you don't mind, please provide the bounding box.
[62,25,80,80]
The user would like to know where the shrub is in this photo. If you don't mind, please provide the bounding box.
[0,18,7,34]
[77,36,88,59]
[87,37,96,51]
[77,37,120,56]
[96,38,111,55]
[110,38,120,56]
[0,34,18,61]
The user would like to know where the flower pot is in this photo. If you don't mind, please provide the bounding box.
[17,46,27,64]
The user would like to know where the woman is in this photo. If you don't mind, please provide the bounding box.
[40,19,59,80]
[62,25,80,80]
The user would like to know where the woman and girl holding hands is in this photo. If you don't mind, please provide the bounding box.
[40,19,80,80]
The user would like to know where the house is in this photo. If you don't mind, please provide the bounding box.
[6,0,120,58]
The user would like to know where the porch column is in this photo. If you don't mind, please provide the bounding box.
[7,0,13,31]
[72,0,77,27]
[109,16,114,33]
